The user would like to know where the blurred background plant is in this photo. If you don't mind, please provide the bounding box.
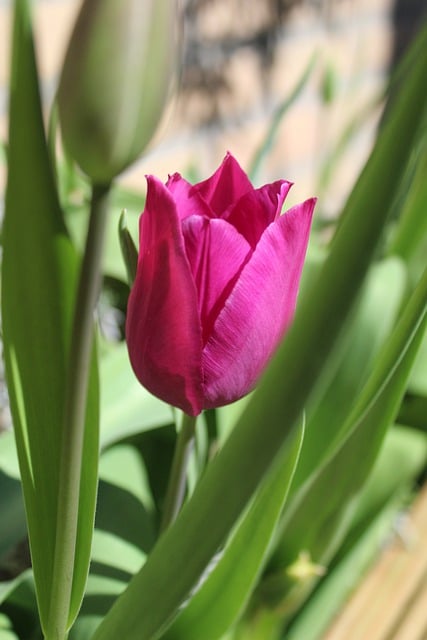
[0,1,426,640]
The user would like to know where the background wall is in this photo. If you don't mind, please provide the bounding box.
[0,0,426,216]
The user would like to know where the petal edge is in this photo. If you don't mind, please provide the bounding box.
[202,197,316,408]
[126,176,204,415]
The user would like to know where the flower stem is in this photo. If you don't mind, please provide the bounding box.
[46,182,111,640]
[161,413,197,532]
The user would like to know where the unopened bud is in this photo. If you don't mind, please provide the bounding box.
[58,0,180,184]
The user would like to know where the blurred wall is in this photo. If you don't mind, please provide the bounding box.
[0,0,425,215]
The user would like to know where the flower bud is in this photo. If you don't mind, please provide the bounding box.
[58,0,180,184]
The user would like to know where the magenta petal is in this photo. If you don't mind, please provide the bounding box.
[225,180,292,248]
[202,198,316,408]
[166,172,214,220]
[182,216,252,344]
[192,152,253,217]
[126,176,204,416]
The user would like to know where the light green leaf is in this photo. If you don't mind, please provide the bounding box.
[406,327,427,396]
[292,256,407,491]
[388,147,427,283]
[100,343,173,449]
[338,423,427,554]
[1,0,99,634]
[0,614,20,640]
[260,266,427,615]
[66,186,142,281]
[162,420,304,640]
[0,432,20,480]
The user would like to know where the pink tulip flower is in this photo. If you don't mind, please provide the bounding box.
[126,153,316,416]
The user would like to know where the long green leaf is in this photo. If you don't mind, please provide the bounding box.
[162,421,304,640]
[1,0,99,634]
[259,266,427,616]
[92,22,427,640]
[292,256,406,491]
[100,343,173,449]
[387,143,427,282]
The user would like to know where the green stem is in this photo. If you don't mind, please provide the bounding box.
[46,182,111,640]
[161,413,197,532]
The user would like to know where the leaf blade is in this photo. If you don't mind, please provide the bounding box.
[162,420,304,640]
[1,0,99,633]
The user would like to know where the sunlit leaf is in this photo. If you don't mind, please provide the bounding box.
[292,257,407,491]
[260,266,427,616]
[1,0,99,633]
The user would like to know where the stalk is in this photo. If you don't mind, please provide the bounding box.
[46,182,111,640]
[161,413,197,532]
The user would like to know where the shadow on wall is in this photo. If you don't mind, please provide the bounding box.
[181,0,427,126]
[391,0,427,66]
[181,0,327,123]
[381,0,427,131]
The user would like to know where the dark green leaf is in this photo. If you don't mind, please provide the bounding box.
[1,0,99,633]
[0,471,26,566]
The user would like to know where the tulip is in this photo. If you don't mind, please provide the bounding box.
[58,0,180,184]
[126,153,316,416]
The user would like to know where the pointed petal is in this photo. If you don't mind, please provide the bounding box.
[182,216,252,344]
[166,172,214,220]
[193,152,253,216]
[126,176,204,416]
[225,180,293,248]
[202,198,316,408]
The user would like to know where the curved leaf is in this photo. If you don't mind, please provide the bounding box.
[261,266,427,615]
[162,420,304,640]
[1,0,99,633]
[292,257,407,491]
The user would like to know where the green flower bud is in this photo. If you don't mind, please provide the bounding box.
[58,0,180,184]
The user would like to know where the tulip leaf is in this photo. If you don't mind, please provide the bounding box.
[0,342,173,478]
[0,431,20,480]
[0,471,27,563]
[93,25,427,640]
[118,210,138,285]
[65,186,142,282]
[1,0,99,634]
[260,266,427,615]
[292,256,407,491]
[161,419,304,640]
[100,343,173,449]
[387,147,427,282]
[406,316,427,396]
